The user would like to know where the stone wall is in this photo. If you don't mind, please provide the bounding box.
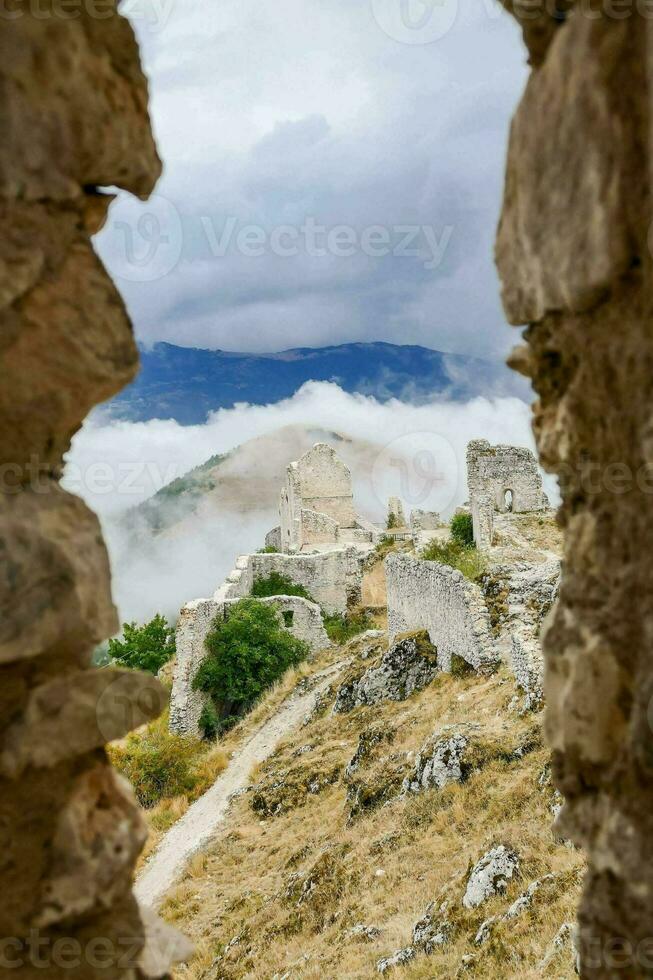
[0,5,190,976]
[483,560,560,711]
[216,549,364,615]
[385,554,499,674]
[496,12,653,972]
[170,595,330,737]
[279,443,357,552]
[467,440,548,550]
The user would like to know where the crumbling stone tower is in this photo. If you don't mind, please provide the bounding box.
[497,12,653,976]
[0,6,188,977]
[466,440,548,549]
[279,443,357,552]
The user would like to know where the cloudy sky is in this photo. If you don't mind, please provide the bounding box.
[97,0,528,357]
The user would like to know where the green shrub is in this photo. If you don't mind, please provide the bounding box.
[108,614,176,675]
[323,610,374,644]
[420,539,486,582]
[193,599,309,735]
[257,546,280,554]
[450,511,474,547]
[386,512,399,530]
[251,572,314,602]
[109,717,203,808]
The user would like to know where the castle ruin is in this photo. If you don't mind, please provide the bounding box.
[274,443,374,553]
[467,440,549,550]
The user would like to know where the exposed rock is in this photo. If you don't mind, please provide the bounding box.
[462,846,520,909]
[498,1,572,67]
[377,946,416,973]
[35,764,147,928]
[482,560,560,711]
[1,669,167,777]
[496,16,639,325]
[495,11,653,968]
[0,486,120,665]
[537,922,580,973]
[412,902,452,953]
[402,726,473,795]
[333,632,439,713]
[0,2,195,973]
[138,904,195,978]
[474,873,556,944]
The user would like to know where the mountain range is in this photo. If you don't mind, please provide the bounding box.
[105,342,527,424]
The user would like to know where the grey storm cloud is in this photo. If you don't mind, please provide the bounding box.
[96,0,528,357]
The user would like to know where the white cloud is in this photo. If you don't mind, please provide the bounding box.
[64,383,553,625]
[96,1,528,356]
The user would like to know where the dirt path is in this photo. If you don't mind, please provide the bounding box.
[135,660,348,909]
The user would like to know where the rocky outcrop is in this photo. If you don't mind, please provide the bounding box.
[333,632,439,713]
[402,726,474,795]
[462,846,520,909]
[497,11,653,972]
[0,5,188,976]
[474,873,556,944]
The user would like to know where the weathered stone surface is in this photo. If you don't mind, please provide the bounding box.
[377,946,416,973]
[280,443,359,552]
[467,440,548,550]
[0,8,160,200]
[0,0,176,973]
[138,904,195,978]
[474,873,556,944]
[333,632,439,713]
[496,15,653,971]
[0,485,118,664]
[462,846,520,909]
[496,17,642,325]
[402,726,473,795]
[482,560,560,711]
[35,765,147,929]
[386,553,499,674]
[412,902,451,953]
[1,669,167,777]
[499,0,573,67]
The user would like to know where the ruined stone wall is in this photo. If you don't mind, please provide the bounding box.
[385,554,499,674]
[468,440,547,512]
[170,595,331,737]
[217,549,363,615]
[279,443,356,551]
[497,12,653,974]
[0,5,190,975]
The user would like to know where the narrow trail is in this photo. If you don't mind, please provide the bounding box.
[135,659,348,910]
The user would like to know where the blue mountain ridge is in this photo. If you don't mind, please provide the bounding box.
[105,341,527,425]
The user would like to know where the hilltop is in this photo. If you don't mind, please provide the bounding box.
[113,440,581,979]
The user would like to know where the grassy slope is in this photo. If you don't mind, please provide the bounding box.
[160,653,582,979]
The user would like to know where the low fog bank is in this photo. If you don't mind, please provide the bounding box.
[64,382,553,627]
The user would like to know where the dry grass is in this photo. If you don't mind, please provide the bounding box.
[160,662,583,980]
